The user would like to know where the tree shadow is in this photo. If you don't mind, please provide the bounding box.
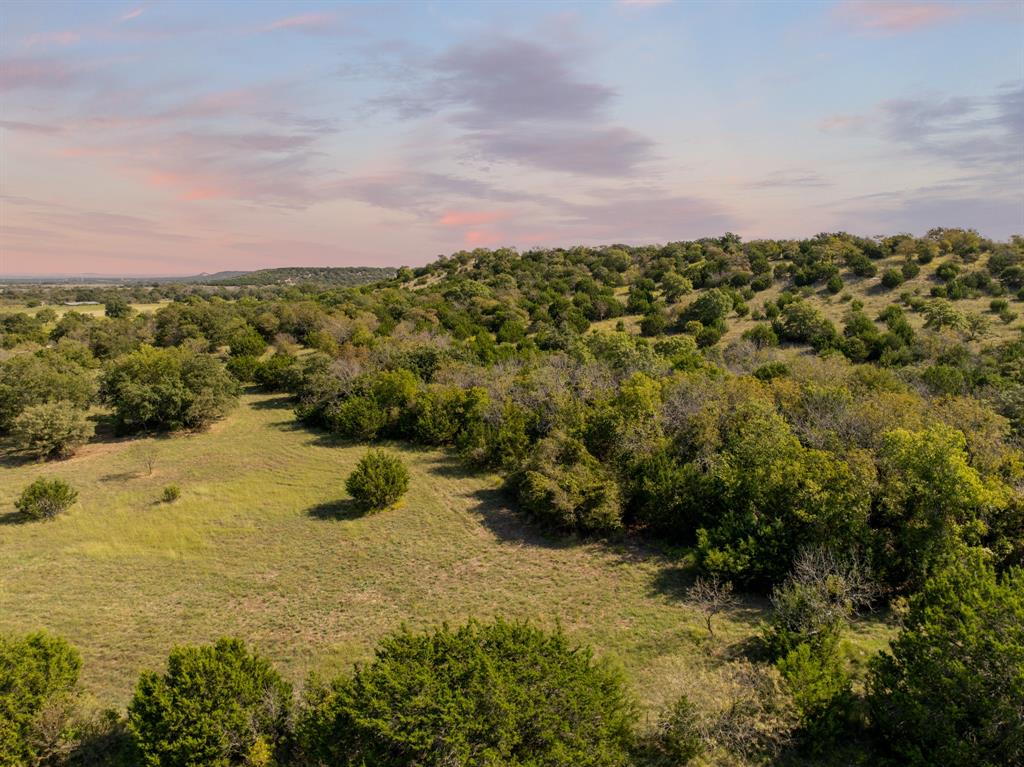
[306,498,365,521]
[0,511,28,526]
[100,470,143,483]
[249,394,295,410]
[649,565,699,600]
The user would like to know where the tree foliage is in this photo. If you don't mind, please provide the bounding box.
[298,619,636,767]
[127,637,293,767]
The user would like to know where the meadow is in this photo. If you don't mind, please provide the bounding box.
[0,392,894,714]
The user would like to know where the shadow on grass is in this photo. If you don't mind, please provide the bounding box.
[649,565,699,600]
[101,470,143,483]
[0,511,28,526]
[307,498,366,521]
[249,394,295,410]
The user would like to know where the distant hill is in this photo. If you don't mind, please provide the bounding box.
[209,266,396,286]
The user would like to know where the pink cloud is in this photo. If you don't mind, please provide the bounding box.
[264,13,335,32]
[0,57,75,91]
[438,209,509,227]
[24,30,80,48]
[463,229,505,246]
[833,1,964,34]
[818,113,870,132]
[120,8,145,22]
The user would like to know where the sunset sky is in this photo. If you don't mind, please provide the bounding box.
[1,0,1021,276]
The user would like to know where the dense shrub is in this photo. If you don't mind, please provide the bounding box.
[15,477,78,520]
[127,637,293,767]
[101,345,239,433]
[0,631,82,767]
[161,485,181,503]
[516,433,622,534]
[298,619,636,767]
[345,449,409,511]
[10,401,94,459]
[868,552,1024,767]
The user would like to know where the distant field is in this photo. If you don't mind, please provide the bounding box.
[0,393,894,712]
[0,302,168,318]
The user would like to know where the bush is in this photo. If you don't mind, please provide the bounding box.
[516,433,623,534]
[10,401,94,459]
[345,449,409,511]
[161,485,181,503]
[127,637,293,767]
[826,274,843,294]
[777,642,851,744]
[0,631,82,767]
[15,477,78,521]
[298,619,636,767]
[868,552,1024,766]
[325,396,387,440]
[101,345,239,433]
[639,696,703,766]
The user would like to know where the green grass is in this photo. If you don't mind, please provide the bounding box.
[0,393,894,712]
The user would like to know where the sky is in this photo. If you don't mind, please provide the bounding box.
[0,0,1022,276]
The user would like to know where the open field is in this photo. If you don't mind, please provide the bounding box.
[0,301,168,318]
[0,392,895,712]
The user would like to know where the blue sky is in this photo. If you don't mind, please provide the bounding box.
[1,0,1021,275]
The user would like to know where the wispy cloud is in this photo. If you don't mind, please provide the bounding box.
[746,170,833,189]
[0,56,77,91]
[379,36,656,177]
[832,1,965,34]
[264,13,339,34]
[120,7,145,22]
[822,82,1023,174]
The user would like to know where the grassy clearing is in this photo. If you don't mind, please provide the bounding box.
[0,302,168,318]
[0,393,894,712]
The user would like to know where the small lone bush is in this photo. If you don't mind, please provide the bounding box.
[345,449,409,511]
[15,478,78,521]
[162,485,181,503]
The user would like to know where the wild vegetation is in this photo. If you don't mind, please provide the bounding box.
[2,228,1023,765]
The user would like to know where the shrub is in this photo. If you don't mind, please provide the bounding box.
[516,433,623,534]
[0,631,82,767]
[161,485,181,503]
[101,345,239,433]
[345,449,409,511]
[742,322,778,349]
[777,642,851,743]
[826,274,843,294]
[298,619,636,767]
[127,637,293,767]
[15,477,78,521]
[639,696,703,766]
[325,396,386,440]
[10,401,94,459]
[868,552,1024,766]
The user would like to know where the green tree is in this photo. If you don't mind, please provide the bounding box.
[875,424,1008,589]
[104,296,132,319]
[15,477,78,521]
[868,552,1024,767]
[298,619,636,767]
[0,631,82,767]
[127,637,293,767]
[10,402,94,459]
[101,345,239,433]
[345,449,409,511]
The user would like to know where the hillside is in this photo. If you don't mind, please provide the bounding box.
[1,228,1022,766]
[210,266,397,286]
